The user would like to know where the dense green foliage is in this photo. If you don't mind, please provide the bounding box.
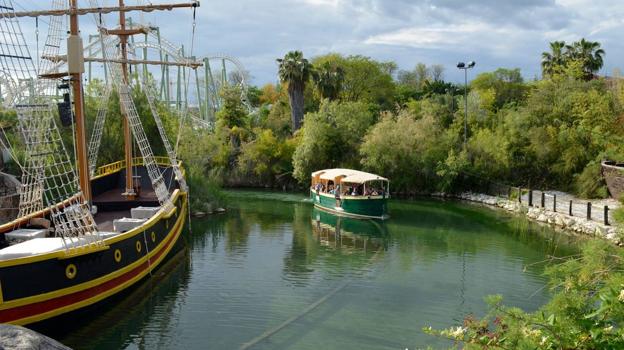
[163,44,624,200]
[425,239,624,349]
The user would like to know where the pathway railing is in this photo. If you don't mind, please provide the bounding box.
[457,173,612,226]
[511,187,611,226]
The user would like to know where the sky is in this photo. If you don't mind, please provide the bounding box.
[15,0,624,86]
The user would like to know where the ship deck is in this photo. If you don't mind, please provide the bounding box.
[92,187,161,232]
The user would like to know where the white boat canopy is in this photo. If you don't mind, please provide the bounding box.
[311,169,388,184]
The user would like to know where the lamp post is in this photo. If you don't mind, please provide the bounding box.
[457,61,475,148]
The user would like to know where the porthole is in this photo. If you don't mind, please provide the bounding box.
[65,264,77,279]
[151,231,156,242]
[114,249,122,263]
[136,241,142,253]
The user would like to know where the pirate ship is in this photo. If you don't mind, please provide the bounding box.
[0,0,200,325]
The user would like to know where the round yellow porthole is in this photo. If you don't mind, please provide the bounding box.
[114,249,122,263]
[151,232,156,242]
[136,241,142,253]
[65,264,77,279]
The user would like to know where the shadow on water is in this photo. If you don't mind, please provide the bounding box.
[34,190,581,350]
[40,247,193,350]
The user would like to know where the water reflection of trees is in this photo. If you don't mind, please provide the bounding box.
[386,199,578,276]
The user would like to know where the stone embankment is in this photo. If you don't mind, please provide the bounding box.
[441,192,622,245]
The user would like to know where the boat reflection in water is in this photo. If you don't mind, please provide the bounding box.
[311,208,388,253]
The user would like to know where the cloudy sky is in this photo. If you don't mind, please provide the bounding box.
[16,0,624,85]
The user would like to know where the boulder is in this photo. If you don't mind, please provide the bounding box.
[0,324,71,349]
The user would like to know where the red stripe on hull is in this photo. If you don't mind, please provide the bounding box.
[0,217,182,323]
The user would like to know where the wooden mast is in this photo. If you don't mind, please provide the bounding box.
[118,0,135,199]
[23,1,199,201]
[69,0,91,202]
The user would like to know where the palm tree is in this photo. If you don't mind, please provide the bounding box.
[566,38,605,79]
[312,61,345,100]
[541,41,566,77]
[277,51,313,131]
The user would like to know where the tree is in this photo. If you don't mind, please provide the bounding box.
[292,100,375,182]
[566,38,605,79]
[471,68,527,110]
[542,39,605,80]
[311,54,396,109]
[312,61,345,100]
[541,40,566,77]
[277,51,313,132]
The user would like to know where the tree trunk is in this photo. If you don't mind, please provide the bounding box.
[288,81,304,132]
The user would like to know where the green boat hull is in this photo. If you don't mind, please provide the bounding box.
[310,189,389,219]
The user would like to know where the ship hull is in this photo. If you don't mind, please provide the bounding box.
[0,161,188,325]
[310,189,388,220]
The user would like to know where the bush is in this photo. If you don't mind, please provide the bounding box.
[425,239,624,349]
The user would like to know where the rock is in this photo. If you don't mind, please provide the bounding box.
[0,324,71,349]
[215,208,226,213]
[193,211,206,217]
[606,232,618,241]
[537,214,548,222]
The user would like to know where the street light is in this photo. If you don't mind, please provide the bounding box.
[457,61,475,148]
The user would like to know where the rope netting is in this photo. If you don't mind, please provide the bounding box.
[93,13,173,211]
[139,71,188,192]
[0,0,100,249]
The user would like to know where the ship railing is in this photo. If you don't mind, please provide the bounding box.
[93,156,180,178]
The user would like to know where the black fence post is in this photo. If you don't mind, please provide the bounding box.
[569,200,573,216]
[553,194,557,212]
[507,186,511,200]
[604,206,609,226]
[528,190,533,207]
[587,202,591,220]
[541,192,545,208]
[518,188,522,203]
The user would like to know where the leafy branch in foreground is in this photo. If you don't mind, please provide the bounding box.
[424,239,624,349]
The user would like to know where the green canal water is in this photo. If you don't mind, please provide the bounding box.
[49,190,577,349]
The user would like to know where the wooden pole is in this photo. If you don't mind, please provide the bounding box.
[528,189,533,207]
[1,2,200,18]
[605,206,609,226]
[587,202,591,220]
[69,0,92,203]
[541,191,545,208]
[553,194,556,212]
[119,0,135,199]
[569,200,573,216]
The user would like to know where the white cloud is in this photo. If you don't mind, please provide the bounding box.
[11,0,624,84]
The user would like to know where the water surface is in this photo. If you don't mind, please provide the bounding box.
[51,190,576,349]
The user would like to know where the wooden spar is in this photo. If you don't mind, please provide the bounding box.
[119,0,135,200]
[69,0,91,203]
[42,55,203,68]
[0,2,200,18]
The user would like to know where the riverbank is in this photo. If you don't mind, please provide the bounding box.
[442,192,623,245]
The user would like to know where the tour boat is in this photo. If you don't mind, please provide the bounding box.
[310,169,389,220]
[0,0,198,325]
[601,160,624,199]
